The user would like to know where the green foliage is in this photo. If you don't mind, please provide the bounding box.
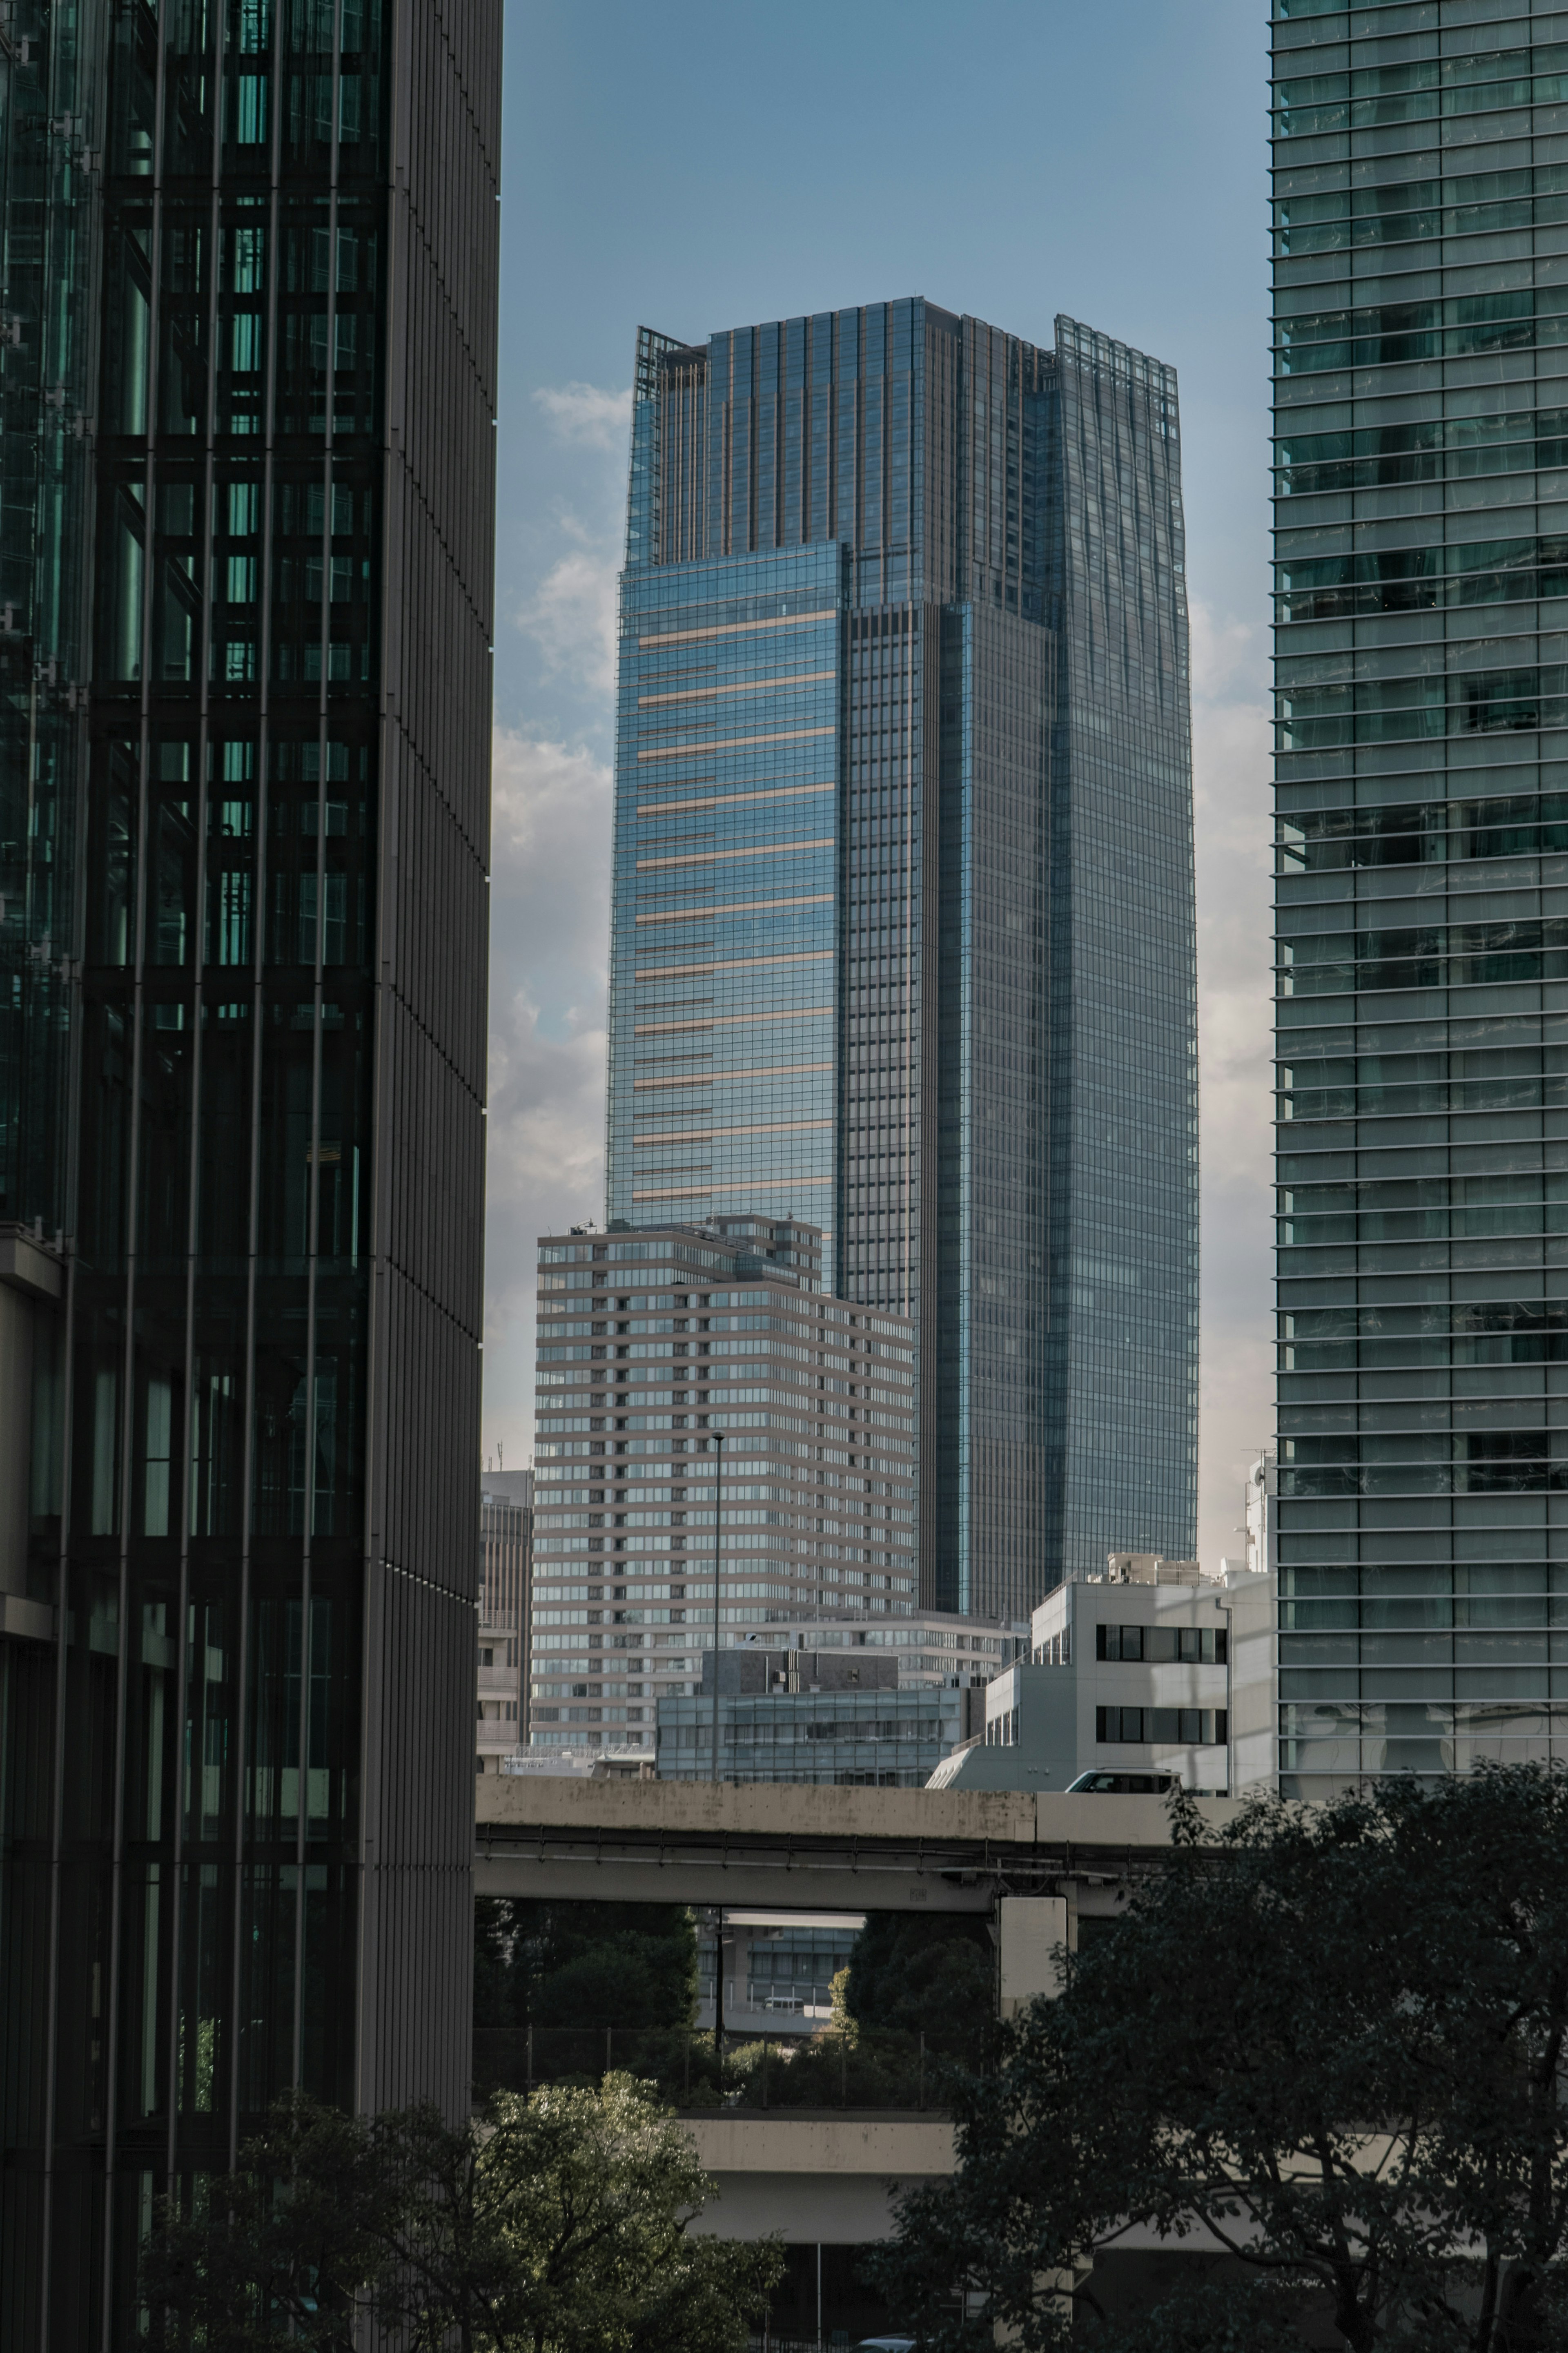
[722,2021,936,2110]
[487,2075,781,2353]
[138,2077,780,2353]
[844,1910,993,2056]
[474,1898,697,2032]
[138,2092,414,2353]
[872,1766,1568,2353]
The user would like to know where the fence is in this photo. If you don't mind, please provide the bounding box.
[472,2022,985,2111]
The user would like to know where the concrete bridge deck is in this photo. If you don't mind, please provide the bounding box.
[474,1777,1240,1914]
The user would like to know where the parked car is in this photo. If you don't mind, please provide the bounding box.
[1065,1769,1176,1795]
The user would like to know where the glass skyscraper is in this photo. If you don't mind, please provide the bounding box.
[0,3,499,2340]
[1272,3,1568,1792]
[607,304,1198,1621]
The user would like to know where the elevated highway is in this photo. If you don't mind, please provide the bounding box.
[474,1776,1241,1918]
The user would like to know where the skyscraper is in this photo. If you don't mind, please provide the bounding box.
[1272,6,1568,1792]
[0,3,499,2339]
[606,303,1198,1619]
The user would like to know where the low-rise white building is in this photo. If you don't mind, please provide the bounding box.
[929,1554,1276,1797]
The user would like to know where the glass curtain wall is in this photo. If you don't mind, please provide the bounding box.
[78,2,381,2333]
[0,0,101,1235]
[1050,323,1198,1593]
[606,543,848,1265]
[2,0,497,2338]
[1272,2,1568,1792]
[610,302,1197,1622]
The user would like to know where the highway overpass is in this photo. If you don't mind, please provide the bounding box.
[474,1776,1241,1921]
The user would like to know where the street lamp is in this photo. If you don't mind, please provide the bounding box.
[710,1430,725,1784]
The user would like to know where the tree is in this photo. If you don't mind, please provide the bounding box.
[139,2075,780,2353]
[482,2074,780,2353]
[474,1898,697,2031]
[137,2092,438,2352]
[844,1911,993,2057]
[872,1766,1568,2353]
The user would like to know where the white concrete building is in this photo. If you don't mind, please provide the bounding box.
[929,1554,1276,1797]
[1246,1445,1278,1577]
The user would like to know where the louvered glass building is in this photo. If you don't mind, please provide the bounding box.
[0,3,499,2339]
[606,303,1199,1620]
[1272,4,1568,1793]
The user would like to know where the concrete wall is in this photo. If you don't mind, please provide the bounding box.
[683,2115,956,2241]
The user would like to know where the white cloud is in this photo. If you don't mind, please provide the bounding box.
[1189,597,1275,1571]
[489,727,612,956]
[481,730,612,1472]
[515,520,619,698]
[532,381,633,451]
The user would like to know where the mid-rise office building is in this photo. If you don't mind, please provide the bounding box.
[606,301,1198,1621]
[530,1219,923,1746]
[522,1590,1025,1760]
[657,1645,986,1786]
[931,1555,1276,1796]
[1271,4,1568,1793]
[478,1469,534,1771]
[0,5,499,2338]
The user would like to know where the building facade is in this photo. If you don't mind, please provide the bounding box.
[530,1219,927,1749]
[478,1468,533,1771]
[695,1913,863,2038]
[931,1555,1276,1797]
[606,302,1198,1621]
[1272,2,1568,1795]
[0,4,499,2340]
[657,1646,987,1787]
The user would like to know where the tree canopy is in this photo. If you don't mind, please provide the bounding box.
[872,1765,1568,2353]
[139,2075,779,2353]
[843,1911,993,2058]
[474,1898,697,2032]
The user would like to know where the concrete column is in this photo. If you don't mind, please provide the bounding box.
[996,1895,1071,2017]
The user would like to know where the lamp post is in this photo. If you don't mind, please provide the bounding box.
[710,1430,725,1784]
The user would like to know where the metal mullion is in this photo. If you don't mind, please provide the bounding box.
[227,0,285,2172]
[38,3,112,2324]
[161,6,226,2193]
[292,0,343,2093]
[353,0,405,2120]
[96,0,178,2319]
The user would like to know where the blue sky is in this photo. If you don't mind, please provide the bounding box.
[485,0,1274,1566]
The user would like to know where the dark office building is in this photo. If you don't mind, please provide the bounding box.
[606,303,1198,1619]
[1271,5,1568,1795]
[0,2,499,2340]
